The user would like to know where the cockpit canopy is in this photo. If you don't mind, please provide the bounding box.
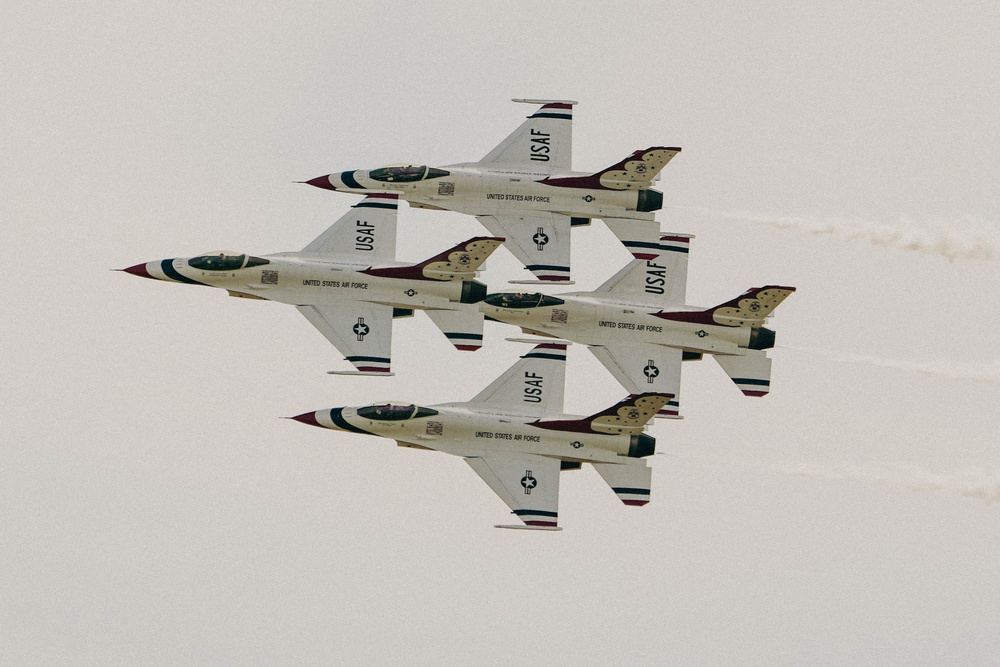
[484,292,566,309]
[187,252,269,271]
[356,403,439,421]
[368,165,450,183]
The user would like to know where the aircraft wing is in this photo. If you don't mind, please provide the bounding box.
[465,452,562,529]
[476,213,572,283]
[467,342,567,417]
[479,99,575,171]
[588,343,682,418]
[592,234,692,307]
[301,193,398,263]
[296,302,393,375]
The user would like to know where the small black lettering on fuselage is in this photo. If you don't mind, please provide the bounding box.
[530,129,551,162]
[355,220,375,251]
[524,371,543,402]
[644,261,666,295]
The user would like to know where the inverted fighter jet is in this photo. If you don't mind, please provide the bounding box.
[122,194,503,375]
[291,342,671,530]
[305,99,680,283]
[480,235,795,417]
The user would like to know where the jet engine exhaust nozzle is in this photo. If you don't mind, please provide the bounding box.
[748,326,776,351]
[628,433,656,458]
[636,188,663,213]
[460,280,488,304]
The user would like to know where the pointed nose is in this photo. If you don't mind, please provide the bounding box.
[289,411,323,427]
[303,175,337,191]
[121,262,155,279]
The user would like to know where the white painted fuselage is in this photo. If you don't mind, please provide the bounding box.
[134,252,477,311]
[312,163,660,221]
[309,403,641,465]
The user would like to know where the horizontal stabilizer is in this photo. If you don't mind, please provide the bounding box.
[425,306,485,351]
[591,462,652,506]
[714,353,772,397]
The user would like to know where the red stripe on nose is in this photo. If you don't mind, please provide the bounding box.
[121,263,154,279]
[288,411,321,427]
[303,175,337,191]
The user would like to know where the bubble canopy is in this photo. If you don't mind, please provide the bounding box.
[187,253,270,271]
[483,292,566,309]
[356,404,439,421]
[368,165,450,183]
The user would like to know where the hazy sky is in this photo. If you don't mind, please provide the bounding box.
[4,2,999,664]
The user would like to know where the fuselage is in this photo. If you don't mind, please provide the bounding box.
[309,162,663,220]
[301,402,652,465]
[127,251,483,310]
[481,292,767,357]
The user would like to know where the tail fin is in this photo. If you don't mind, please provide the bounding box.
[363,237,504,281]
[656,286,796,327]
[425,305,484,351]
[540,147,680,191]
[531,392,672,435]
[714,353,772,397]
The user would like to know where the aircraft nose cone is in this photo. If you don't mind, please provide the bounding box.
[121,262,155,279]
[303,175,337,191]
[288,411,322,427]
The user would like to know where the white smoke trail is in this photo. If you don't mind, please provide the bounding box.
[675,206,1000,261]
[780,346,1000,385]
[770,461,1000,504]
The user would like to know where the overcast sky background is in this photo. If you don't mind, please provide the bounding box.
[4,2,1000,664]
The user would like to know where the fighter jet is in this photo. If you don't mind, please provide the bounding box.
[304,99,680,284]
[479,234,795,417]
[291,342,671,530]
[121,193,503,375]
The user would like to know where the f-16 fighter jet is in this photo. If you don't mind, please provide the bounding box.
[121,194,502,375]
[291,342,671,530]
[480,235,795,417]
[305,99,680,284]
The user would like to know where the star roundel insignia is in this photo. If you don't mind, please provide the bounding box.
[533,232,549,246]
[696,329,708,338]
[404,289,417,297]
[571,441,583,449]
[582,195,595,203]
[521,474,537,490]
[643,364,659,379]
[353,322,370,336]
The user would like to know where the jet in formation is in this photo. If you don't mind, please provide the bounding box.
[291,342,671,529]
[480,234,795,416]
[305,99,680,284]
[122,193,503,375]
